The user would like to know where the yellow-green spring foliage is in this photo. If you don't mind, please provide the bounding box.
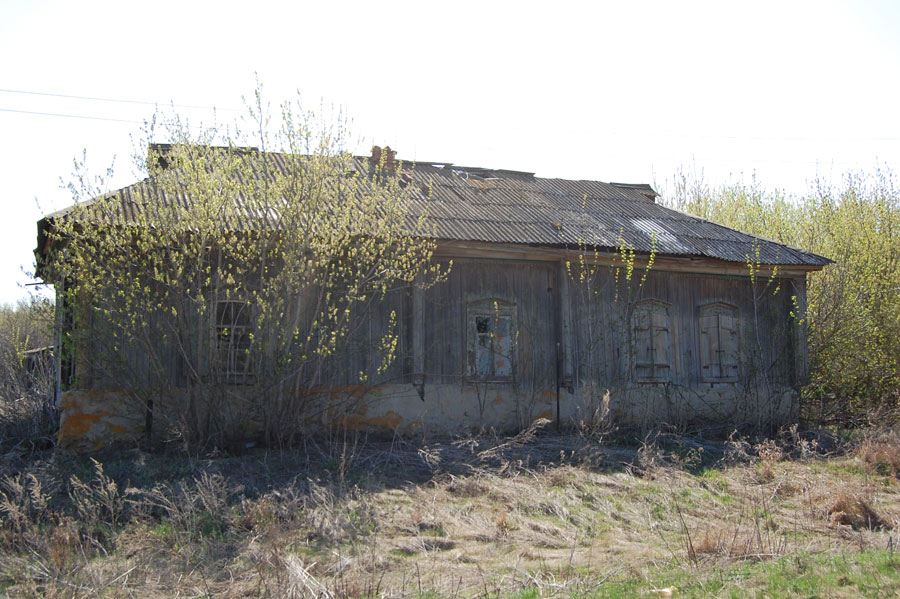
[663,169,900,424]
[47,95,446,446]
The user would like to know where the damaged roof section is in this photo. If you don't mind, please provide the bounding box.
[37,146,832,268]
[407,159,827,267]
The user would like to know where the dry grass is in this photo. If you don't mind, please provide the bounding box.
[856,431,900,477]
[826,490,887,530]
[0,430,897,597]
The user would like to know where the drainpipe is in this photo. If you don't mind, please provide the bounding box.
[53,280,63,410]
[555,341,561,431]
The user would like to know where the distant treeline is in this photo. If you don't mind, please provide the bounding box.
[661,168,900,426]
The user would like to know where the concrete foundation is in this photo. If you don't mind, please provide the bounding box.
[57,381,797,452]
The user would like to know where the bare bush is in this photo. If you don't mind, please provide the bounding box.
[576,386,614,440]
[722,430,753,465]
[0,298,56,452]
[753,438,784,483]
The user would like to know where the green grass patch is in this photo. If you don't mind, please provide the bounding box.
[582,550,900,598]
[825,461,871,479]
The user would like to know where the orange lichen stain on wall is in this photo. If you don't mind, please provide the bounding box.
[492,391,505,405]
[328,384,368,400]
[307,384,388,401]
[59,411,111,438]
[339,410,403,431]
[537,390,556,403]
[59,393,84,411]
[108,424,129,434]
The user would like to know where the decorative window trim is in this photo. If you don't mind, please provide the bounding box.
[698,302,739,382]
[213,298,255,384]
[466,298,516,382]
[632,299,673,383]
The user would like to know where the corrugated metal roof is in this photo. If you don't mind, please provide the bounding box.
[39,150,831,268]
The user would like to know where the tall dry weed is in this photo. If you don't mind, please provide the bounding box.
[856,432,900,477]
[139,471,233,544]
[576,386,615,440]
[0,472,49,538]
[753,439,784,483]
[68,458,125,532]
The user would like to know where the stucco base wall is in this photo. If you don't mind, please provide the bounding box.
[598,384,797,430]
[58,389,147,453]
[326,383,796,434]
[56,382,798,452]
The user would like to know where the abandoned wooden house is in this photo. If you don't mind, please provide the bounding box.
[36,145,831,451]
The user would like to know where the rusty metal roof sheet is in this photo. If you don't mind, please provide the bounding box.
[38,151,831,268]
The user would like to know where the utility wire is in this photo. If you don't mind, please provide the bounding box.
[0,107,220,128]
[2,88,898,143]
[0,107,144,124]
[0,106,892,167]
[0,88,241,112]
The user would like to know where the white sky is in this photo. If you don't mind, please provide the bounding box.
[2,0,899,304]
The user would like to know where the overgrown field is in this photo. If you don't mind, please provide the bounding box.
[2,427,899,598]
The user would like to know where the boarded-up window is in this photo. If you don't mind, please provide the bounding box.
[215,300,253,383]
[699,303,739,382]
[633,300,672,382]
[467,300,515,381]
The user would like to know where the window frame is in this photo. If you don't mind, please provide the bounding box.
[465,298,516,383]
[631,299,673,383]
[213,298,255,384]
[698,302,740,383]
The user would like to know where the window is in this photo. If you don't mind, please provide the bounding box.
[632,300,672,382]
[698,303,739,382]
[467,299,515,381]
[215,299,253,383]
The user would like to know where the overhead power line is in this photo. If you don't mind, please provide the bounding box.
[0,107,215,129]
[0,107,144,124]
[0,88,241,112]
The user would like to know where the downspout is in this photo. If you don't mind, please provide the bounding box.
[53,280,63,410]
[555,341,561,431]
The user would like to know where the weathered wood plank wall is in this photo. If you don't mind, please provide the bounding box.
[567,267,797,390]
[72,253,805,431]
[421,259,558,389]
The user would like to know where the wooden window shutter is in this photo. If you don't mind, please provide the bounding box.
[699,314,717,378]
[718,314,739,377]
[634,309,652,375]
[699,304,738,381]
[634,301,671,382]
[651,311,671,375]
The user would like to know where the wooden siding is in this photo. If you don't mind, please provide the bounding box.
[71,254,804,430]
[566,267,797,391]
[422,259,558,390]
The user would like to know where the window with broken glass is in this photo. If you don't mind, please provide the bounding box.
[214,299,254,383]
[698,302,739,382]
[467,300,515,381]
[632,300,672,382]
